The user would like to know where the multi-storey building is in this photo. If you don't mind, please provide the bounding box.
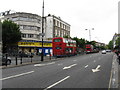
[3,12,42,41]
[1,12,71,55]
[113,33,120,48]
[45,14,70,39]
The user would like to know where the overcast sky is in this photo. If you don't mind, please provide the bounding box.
[0,0,119,44]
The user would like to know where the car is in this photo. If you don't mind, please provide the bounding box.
[0,53,11,65]
[106,49,111,52]
[102,50,106,54]
[18,52,32,57]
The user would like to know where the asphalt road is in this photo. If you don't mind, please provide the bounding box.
[2,52,114,89]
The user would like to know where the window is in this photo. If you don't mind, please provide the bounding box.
[20,26,24,29]
[86,48,91,50]
[12,17,18,21]
[56,47,61,49]
[22,34,26,38]
[53,39,62,42]
[57,21,59,27]
[28,34,33,38]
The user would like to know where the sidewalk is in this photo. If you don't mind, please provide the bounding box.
[118,58,120,89]
[1,55,60,69]
[109,54,119,89]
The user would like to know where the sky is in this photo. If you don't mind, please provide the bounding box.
[0,0,119,44]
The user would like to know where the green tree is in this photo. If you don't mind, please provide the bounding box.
[72,37,86,49]
[2,20,21,53]
[115,36,120,46]
[63,35,71,38]
[108,40,113,50]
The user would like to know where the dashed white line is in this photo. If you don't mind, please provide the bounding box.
[73,60,77,61]
[34,62,55,67]
[44,76,70,90]
[63,64,77,70]
[85,65,88,68]
[58,63,63,66]
[0,71,34,81]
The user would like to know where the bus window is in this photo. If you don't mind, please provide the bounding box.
[53,39,62,42]
[86,48,91,50]
[56,47,62,49]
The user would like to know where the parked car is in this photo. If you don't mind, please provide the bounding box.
[0,53,11,65]
[102,50,106,54]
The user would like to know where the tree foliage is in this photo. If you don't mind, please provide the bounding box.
[2,20,21,53]
[107,40,113,50]
[115,36,120,46]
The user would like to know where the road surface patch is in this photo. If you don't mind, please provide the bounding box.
[93,60,96,63]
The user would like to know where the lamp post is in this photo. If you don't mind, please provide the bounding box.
[85,28,94,41]
[41,0,44,61]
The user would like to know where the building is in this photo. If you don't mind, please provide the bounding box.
[95,42,105,47]
[3,12,42,41]
[112,33,120,48]
[45,14,70,39]
[1,12,71,55]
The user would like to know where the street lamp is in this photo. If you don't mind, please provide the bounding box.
[41,0,44,61]
[85,28,94,41]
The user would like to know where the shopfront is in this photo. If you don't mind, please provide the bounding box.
[18,40,52,55]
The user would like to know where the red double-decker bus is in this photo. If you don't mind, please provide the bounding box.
[85,44,94,53]
[52,37,77,57]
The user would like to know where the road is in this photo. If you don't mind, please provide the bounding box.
[2,52,114,89]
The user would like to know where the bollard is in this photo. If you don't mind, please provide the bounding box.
[49,54,51,60]
[30,53,33,63]
[20,56,22,64]
[15,55,17,65]
[5,53,8,66]
[30,56,33,63]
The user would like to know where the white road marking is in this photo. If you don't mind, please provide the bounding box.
[109,71,112,88]
[63,64,77,70]
[92,65,101,72]
[34,62,55,67]
[73,60,77,61]
[44,76,70,90]
[0,71,34,81]
[85,65,88,68]
[58,63,63,66]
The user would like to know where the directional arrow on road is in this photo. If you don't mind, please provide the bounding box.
[92,65,101,72]
[63,64,77,70]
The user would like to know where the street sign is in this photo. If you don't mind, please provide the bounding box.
[39,33,45,36]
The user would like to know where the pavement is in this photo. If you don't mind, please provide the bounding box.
[0,55,60,69]
[118,58,120,89]
[110,54,119,88]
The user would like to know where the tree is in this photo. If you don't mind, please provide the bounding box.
[108,40,113,50]
[115,36,120,46]
[2,20,21,53]
[63,35,71,38]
